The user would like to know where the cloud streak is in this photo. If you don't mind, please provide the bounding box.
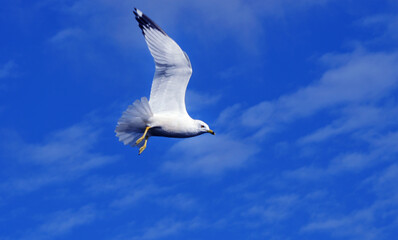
[39,0,337,52]
[0,61,16,79]
[302,163,398,240]
[37,205,96,237]
[0,123,119,195]
[241,49,398,130]
[131,218,203,240]
[163,134,260,176]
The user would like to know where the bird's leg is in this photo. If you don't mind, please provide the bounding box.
[136,126,151,145]
[138,136,149,155]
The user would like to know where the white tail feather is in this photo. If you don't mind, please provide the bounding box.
[115,97,153,147]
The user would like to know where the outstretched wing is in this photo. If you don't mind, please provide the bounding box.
[134,8,192,116]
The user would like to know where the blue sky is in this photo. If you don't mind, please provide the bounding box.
[1,0,398,239]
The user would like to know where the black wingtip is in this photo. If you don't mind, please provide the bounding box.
[132,8,167,36]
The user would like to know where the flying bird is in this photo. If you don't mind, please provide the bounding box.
[115,8,215,154]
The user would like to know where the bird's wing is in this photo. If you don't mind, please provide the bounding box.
[134,8,192,116]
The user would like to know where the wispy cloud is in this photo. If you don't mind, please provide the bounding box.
[168,47,398,177]
[0,123,119,195]
[216,103,242,127]
[243,194,299,224]
[110,183,164,209]
[284,130,398,181]
[131,217,203,240]
[165,44,398,177]
[299,105,398,144]
[155,193,197,211]
[83,174,197,213]
[302,163,398,240]
[302,208,380,239]
[250,0,332,17]
[0,61,17,92]
[241,49,398,131]
[0,61,16,79]
[49,28,86,44]
[367,164,398,198]
[36,205,96,237]
[185,90,221,113]
[360,14,398,43]
[38,0,337,52]
[162,134,260,176]
[19,205,97,240]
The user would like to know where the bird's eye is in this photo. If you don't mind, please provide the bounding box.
[201,125,205,128]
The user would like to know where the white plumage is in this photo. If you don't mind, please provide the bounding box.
[115,8,215,154]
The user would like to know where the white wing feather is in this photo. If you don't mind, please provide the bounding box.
[134,9,192,116]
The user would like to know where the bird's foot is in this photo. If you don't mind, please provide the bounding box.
[139,145,146,155]
[135,136,145,145]
[136,126,151,145]
[138,137,148,155]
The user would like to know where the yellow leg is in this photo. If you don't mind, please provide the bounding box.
[138,136,149,155]
[136,126,151,145]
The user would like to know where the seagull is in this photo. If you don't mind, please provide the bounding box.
[115,8,215,154]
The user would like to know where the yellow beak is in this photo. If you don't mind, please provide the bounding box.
[207,130,215,135]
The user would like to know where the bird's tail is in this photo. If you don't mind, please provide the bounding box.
[115,97,153,147]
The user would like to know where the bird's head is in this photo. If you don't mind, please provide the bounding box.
[194,120,215,135]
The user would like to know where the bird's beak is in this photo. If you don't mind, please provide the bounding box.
[207,130,215,135]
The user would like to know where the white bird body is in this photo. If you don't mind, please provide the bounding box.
[115,8,214,154]
[148,114,202,138]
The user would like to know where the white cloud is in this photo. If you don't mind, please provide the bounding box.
[302,163,398,240]
[282,165,326,181]
[244,194,299,223]
[0,61,16,79]
[0,123,119,194]
[17,205,97,240]
[134,219,184,240]
[216,103,242,127]
[39,0,336,51]
[371,130,398,154]
[37,205,96,237]
[215,103,253,137]
[110,184,163,209]
[250,0,332,17]
[241,101,275,128]
[241,50,398,129]
[299,105,398,144]
[302,208,379,240]
[162,134,260,176]
[185,90,221,113]
[83,174,139,194]
[49,28,85,43]
[165,42,398,178]
[84,174,197,212]
[360,14,398,42]
[156,193,197,211]
[38,0,138,49]
[284,128,398,182]
[131,218,203,240]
